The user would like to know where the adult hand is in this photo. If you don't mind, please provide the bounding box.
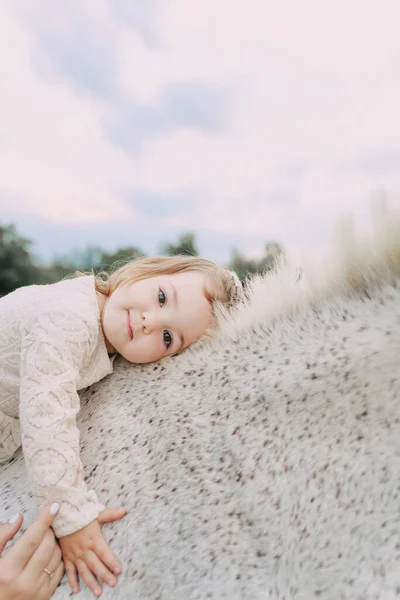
[0,503,64,600]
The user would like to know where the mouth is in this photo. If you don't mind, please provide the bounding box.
[127,311,133,339]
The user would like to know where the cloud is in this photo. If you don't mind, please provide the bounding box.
[124,189,191,218]
[104,81,230,154]
[31,22,116,99]
[12,0,118,99]
[338,148,400,178]
[111,0,163,46]
[1,0,400,265]
[0,3,133,225]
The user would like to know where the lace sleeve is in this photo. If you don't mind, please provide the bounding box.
[19,313,104,538]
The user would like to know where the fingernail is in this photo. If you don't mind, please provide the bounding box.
[114,567,122,574]
[9,513,19,524]
[50,503,60,515]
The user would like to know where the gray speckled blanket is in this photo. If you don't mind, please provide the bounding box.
[1,210,400,599]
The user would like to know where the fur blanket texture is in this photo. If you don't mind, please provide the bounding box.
[1,204,399,600]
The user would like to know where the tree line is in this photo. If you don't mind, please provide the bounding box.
[0,224,285,297]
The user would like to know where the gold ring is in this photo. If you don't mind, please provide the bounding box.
[43,567,54,578]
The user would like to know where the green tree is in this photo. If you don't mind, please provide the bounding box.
[258,241,285,273]
[228,249,258,282]
[51,245,105,271]
[50,245,146,278]
[0,224,41,296]
[161,232,198,256]
[228,241,285,282]
[99,246,145,271]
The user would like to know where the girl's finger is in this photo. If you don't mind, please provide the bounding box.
[97,540,122,576]
[76,558,103,598]
[65,560,80,595]
[0,513,24,554]
[97,508,126,525]
[85,549,117,588]
[7,503,60,568]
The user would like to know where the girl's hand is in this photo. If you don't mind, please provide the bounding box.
[59,507,126,597]
[0,503,64,600]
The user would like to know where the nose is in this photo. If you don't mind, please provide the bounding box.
[141,311,161,333]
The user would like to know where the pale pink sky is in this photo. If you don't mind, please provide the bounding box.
[1,0,400,263]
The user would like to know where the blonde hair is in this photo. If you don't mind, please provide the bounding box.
[93,255,242,333]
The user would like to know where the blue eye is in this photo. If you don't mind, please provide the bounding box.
[163,330,172,349]
[158,288,166,306]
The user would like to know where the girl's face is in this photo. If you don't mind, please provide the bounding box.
[99,271,213,364]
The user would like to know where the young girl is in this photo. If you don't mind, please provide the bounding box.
[0,255,241,597]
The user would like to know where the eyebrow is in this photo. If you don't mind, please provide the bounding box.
[169,282,185,350]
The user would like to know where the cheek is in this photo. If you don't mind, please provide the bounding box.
[105,294,118,315]
[104,302,119,331]
[125,334,163,363]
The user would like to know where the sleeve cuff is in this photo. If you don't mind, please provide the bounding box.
[52,498,105,538]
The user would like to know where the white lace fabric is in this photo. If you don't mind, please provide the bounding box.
[0,276,114,537]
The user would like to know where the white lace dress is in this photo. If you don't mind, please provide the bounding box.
[0,276,115,537]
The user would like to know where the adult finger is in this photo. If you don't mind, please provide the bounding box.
[97,508,126,525]
[41,541,62,578]
[6,503,60,568]
[40,560,65,600]
[24,530,59,580]
[0,513,24,554]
